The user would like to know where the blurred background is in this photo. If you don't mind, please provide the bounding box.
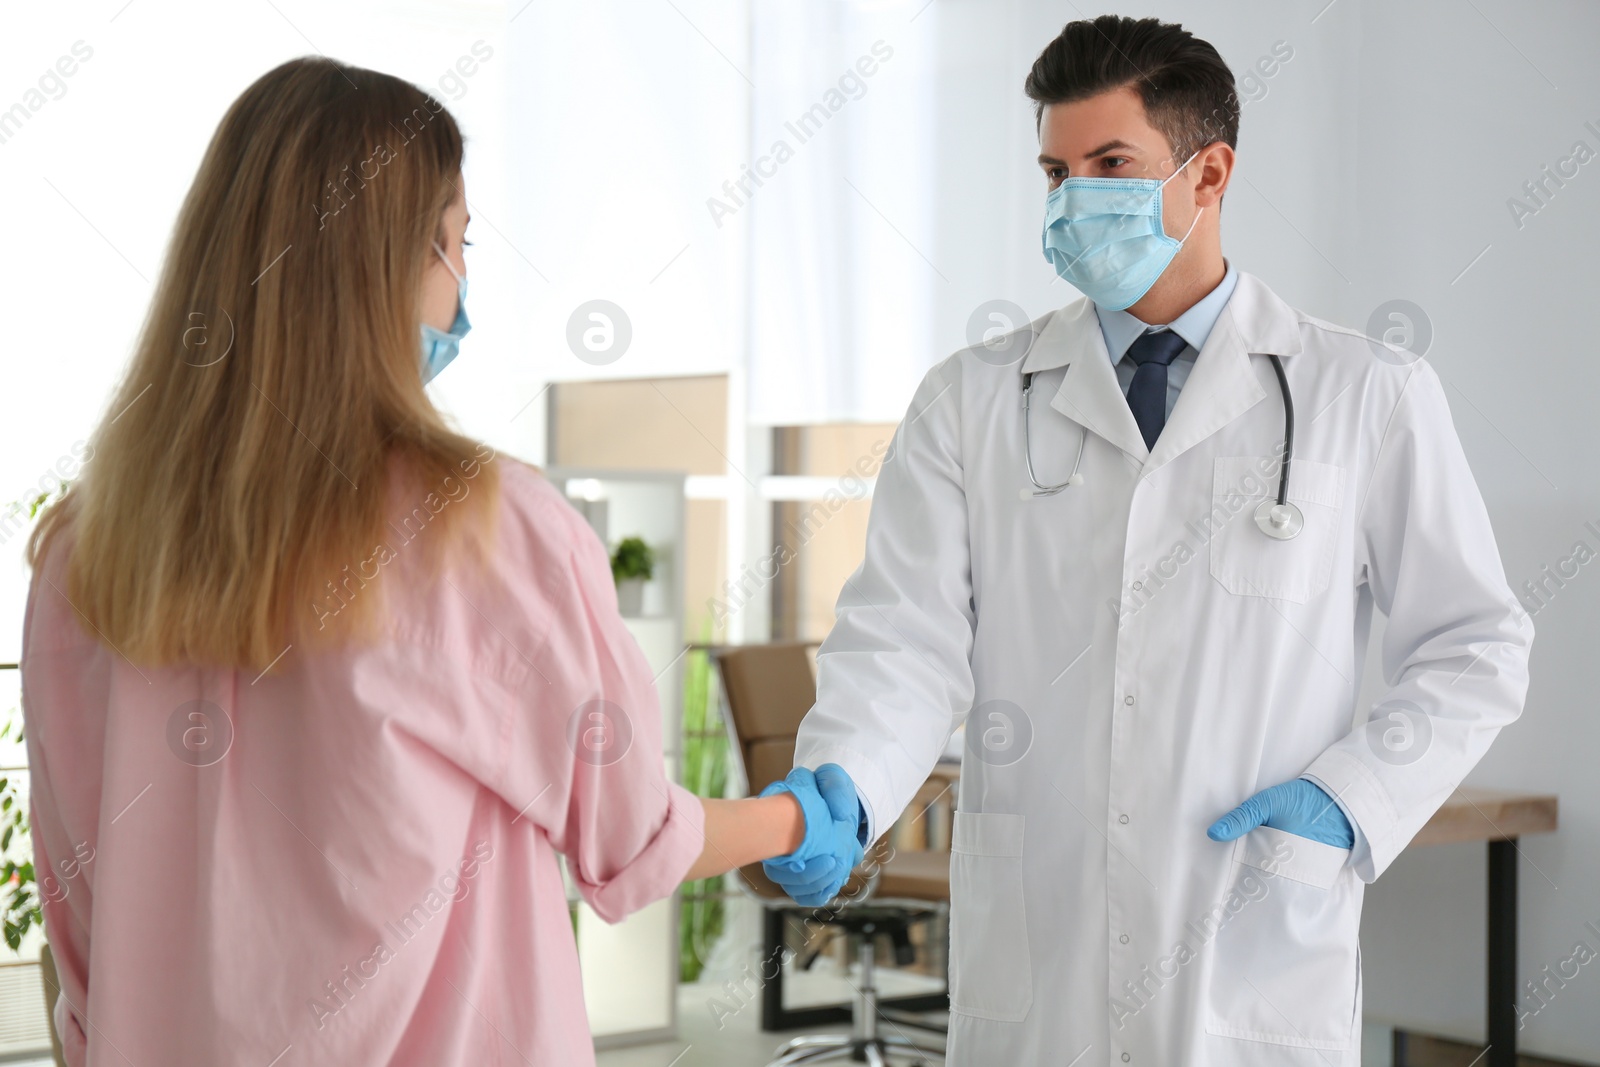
[1,1,1596,1065]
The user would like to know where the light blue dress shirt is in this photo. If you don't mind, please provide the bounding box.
[1094,261,1239,420]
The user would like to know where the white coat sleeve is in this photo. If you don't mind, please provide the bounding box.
[1301,362,1533,881]
[793,356,976,843]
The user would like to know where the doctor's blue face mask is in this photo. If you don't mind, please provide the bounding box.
[1041,148,1205,311]
[420,240,470,384]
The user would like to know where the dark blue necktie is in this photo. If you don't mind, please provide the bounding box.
[1124,329,1189,450]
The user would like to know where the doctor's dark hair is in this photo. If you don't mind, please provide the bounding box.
[27,56,500,671]
[1024,15,1239,164]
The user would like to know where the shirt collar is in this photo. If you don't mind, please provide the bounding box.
[1095,259,1240,364]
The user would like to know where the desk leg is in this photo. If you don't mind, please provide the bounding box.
[1487,837,1517,1067]
[762,907,785,1032]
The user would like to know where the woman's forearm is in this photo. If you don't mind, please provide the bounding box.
[684,795,806,882]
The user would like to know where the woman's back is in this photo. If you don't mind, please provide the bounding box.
[23,457,703,1066]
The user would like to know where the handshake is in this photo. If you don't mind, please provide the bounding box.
[752,769,1354,904]
[759,764,867,906]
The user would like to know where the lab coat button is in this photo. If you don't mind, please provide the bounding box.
[1124,694,1135,705]
[1132,580,1143,591]
[1118,814,1129,824]
[1122,1054,1131,1063]
[1119,933,1130,944]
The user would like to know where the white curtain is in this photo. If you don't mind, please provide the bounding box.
[745,0,940,424]
[507,0,749,391]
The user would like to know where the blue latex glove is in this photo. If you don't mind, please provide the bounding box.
[1207,777,1355,849]
[759,764,865,906]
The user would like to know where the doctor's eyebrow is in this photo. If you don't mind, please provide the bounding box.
[1038,139,1143,169]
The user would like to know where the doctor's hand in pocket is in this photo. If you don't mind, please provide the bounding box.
[1207,777,1355,848]
[759,765,865,906]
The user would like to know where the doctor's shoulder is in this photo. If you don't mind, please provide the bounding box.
[951,307,1061,372]
[1291,307,1429,374]
[942,306,1065,393]
[883,307,1070,452]
[1287,306,1442,409]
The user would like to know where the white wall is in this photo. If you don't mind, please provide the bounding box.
[506,0,749,399]
[1346,4,1599,1059]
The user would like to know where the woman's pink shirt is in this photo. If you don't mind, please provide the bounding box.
[21,459,704,1066]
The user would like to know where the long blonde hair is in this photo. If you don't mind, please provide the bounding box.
[29,56,499,671]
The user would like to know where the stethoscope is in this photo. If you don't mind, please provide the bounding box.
[1021,352,1303,541]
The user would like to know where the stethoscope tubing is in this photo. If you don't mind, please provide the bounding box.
[1264,353,1294,508]
[1021,352,1296,506]
[1021,371,1085,496]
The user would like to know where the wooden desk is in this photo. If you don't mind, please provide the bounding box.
[1398,788,1559,1067]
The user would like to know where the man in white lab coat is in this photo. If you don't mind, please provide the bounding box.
[752,13,1533,1067]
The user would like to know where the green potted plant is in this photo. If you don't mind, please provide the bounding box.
[609,536,654,617]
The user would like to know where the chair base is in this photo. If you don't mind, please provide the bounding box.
[764,930,946,1066]
[769,1032,947,1066]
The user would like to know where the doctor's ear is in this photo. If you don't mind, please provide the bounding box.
[1188,141,1235,208]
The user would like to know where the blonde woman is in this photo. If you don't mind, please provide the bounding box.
[21,57,859,1066]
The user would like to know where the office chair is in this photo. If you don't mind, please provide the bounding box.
[713,642,950,1067]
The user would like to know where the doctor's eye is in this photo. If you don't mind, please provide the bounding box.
[1100,155,1132,172]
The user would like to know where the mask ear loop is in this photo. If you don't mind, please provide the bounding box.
[1157,146,1204,189]
[1175,205,1206,245]
[1159,147,1207,246]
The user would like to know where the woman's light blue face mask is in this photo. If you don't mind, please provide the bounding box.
[1041,148,1204,311]
[420,240,470,384]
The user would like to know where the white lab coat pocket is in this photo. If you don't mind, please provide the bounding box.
[948,811,1032,1022]
[1204,826,1362,1051]
[1209,456,1345,603]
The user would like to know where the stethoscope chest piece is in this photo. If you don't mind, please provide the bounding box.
[1254,498,1303,540]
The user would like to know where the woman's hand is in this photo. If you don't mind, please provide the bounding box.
[683,764,864,888]
[684,792,808,882]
